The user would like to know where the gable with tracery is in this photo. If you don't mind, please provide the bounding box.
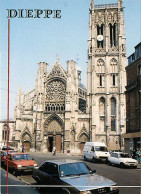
[47,60,67,80]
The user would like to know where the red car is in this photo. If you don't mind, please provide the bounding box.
[1,150,17,166]
[4,152,38,176]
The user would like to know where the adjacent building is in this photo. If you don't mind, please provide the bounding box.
[0,120,15,148]
[123,42,141,154]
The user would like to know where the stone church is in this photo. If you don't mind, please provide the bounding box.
[0,0,127,153]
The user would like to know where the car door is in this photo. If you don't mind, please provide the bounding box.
[89,146,95,160]
[7,154,12,168]
[38,162,52,185]
[115,153,120,165]
[109,153,115,163]
[49,163,61,186]
[113,153,119,164]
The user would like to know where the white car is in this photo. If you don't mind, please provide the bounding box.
[108,152,138,168]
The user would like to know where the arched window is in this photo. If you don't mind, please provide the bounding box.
[99,97,105,132]
[97,24,104,48]
[97,59,105,73]
[111,98,116,131]
[99,97,105,116]
[97,59,105,88]
[110,58,118,87]
[2,124,10,141]
[109,23,117,47]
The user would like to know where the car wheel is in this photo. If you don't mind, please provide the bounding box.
[105,159,108,164]
[12,169,19,177]
[36,177,40,185]
[62,188,71,194]
[120,163,124,168]
[133,166,137,169]
[108,161,112,166]
[92,157,96,163]
[84,156,87,161]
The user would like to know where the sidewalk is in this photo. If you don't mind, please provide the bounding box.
[1,168,38,194]
[137,163,141,169]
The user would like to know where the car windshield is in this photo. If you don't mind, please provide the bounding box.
[59,162,91,177]
[13,154,31,160]
[3,151,16,156]
[119,154,129,158]
[95,146,108,152]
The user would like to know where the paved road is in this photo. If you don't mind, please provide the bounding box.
[2,152,140,194]
[22,152,141,194]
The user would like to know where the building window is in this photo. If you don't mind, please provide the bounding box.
[79,98,86,113]
[109,23,117,47]
[113,74,115,86]
[97,25,104,48]
[2,125,9,141]
[111,98,116,131]
[46,103,65,112]
[99,97,106,132]
[100,75,102,86]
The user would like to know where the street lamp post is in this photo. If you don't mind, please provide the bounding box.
[34,126,37,152]
[34,98,38,152]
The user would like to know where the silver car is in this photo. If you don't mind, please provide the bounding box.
[32,159,119,194]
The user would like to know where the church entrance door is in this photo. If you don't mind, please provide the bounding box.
[80,142,85,153]
[55,135,61,152]
[23,141,30,152]
[47,136,53,152]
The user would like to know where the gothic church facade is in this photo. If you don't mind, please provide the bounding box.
[0,0,126,153]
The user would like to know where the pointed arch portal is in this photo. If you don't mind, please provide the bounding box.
[44,113,64,153]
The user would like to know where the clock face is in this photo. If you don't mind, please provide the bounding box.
[97,35,103,41]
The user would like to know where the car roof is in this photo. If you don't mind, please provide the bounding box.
[9,152,30,155]
[2,150,17,153]
[113,152,128,154]
[44,159,82,165]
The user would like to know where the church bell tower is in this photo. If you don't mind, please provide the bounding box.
[87,0,126,150]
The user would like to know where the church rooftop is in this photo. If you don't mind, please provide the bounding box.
[79,82,86,91]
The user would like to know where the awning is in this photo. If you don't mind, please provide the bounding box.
[122,132,141,138]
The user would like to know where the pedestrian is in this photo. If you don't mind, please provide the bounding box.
[136,149,141,163]
[52,147,56,156]
[22,145,24,153]
[132,149,136,159]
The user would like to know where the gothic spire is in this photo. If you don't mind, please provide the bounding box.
[90,0,94,11]
[118,0,123,8]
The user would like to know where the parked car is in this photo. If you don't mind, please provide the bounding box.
[109,150,125,155]
[32,159,119,194]
[108,152,138,168]
[83,142,110,162]
[1,150,17,166]
[2,146,14,151]
[4,152,38,176]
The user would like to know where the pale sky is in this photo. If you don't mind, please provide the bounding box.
[0,0,141,119]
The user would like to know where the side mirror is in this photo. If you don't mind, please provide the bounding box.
[90,169,96,173]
